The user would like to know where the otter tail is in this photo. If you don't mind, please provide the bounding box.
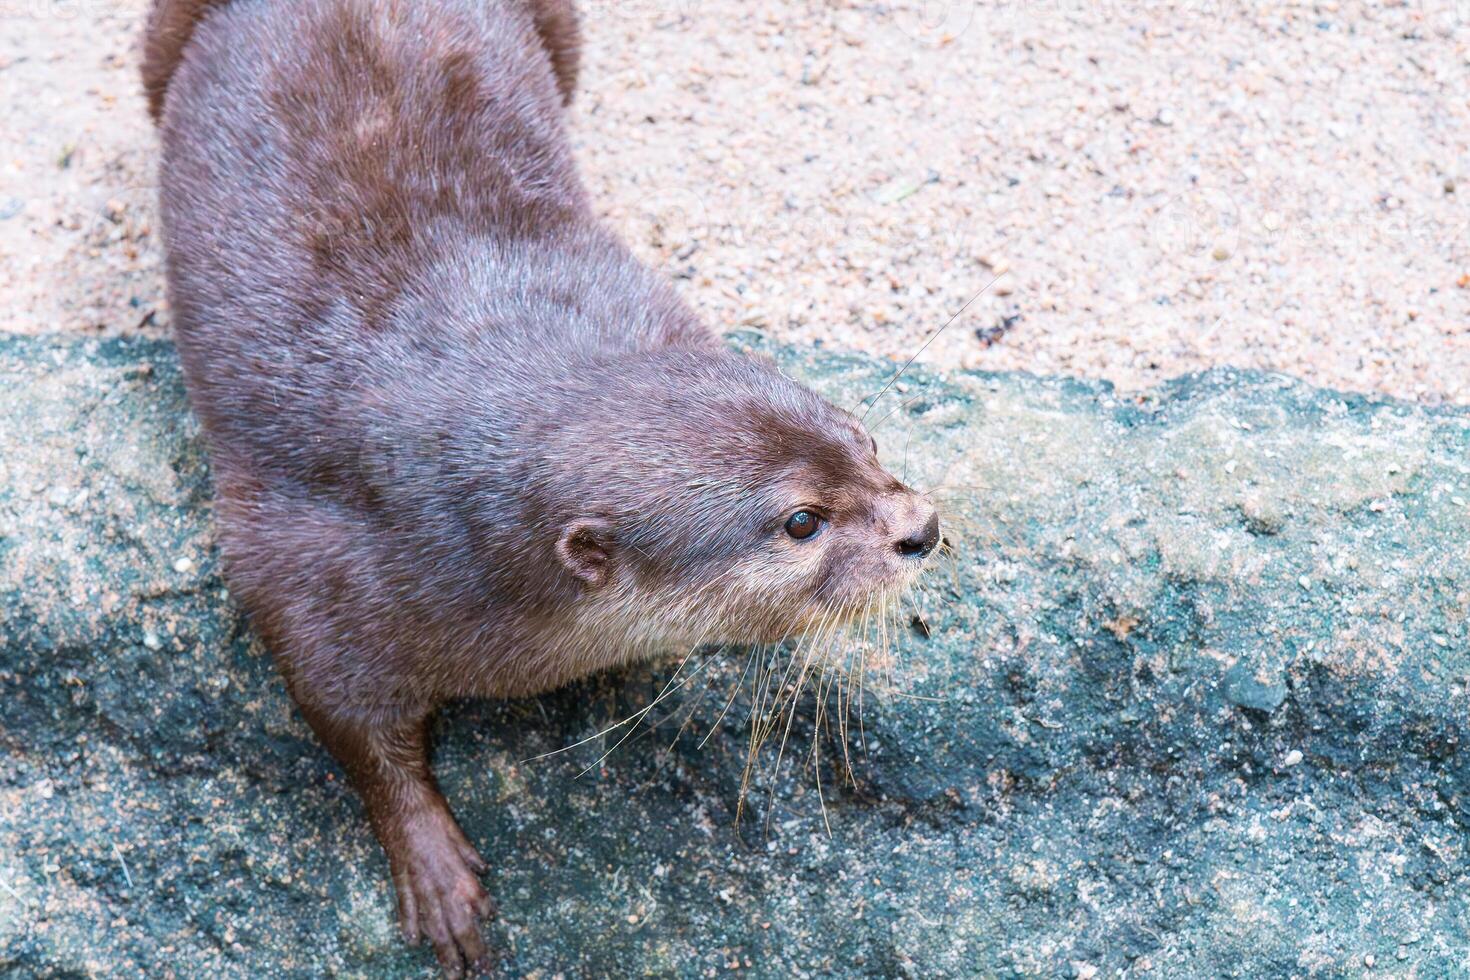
[142,0,582,122]
[140,0,223,122]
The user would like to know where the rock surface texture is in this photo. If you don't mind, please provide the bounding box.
[3,333,1468,977]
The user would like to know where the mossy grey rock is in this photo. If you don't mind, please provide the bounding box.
[3,332,1469,977]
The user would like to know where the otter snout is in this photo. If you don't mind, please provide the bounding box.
[894,503,940,560]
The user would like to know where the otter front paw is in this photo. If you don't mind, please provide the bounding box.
[390,811,497,978]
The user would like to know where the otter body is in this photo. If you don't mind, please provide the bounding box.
[146,1,938,974]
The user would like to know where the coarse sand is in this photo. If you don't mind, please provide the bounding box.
[2,0,1467,402]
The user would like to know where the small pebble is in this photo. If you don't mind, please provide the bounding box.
[173,556,194,574]
[979,254,1010,276]
[1282,749,1303,767]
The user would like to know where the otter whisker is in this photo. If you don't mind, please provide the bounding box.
[576,652,721,777]
[809,626,845,771]
[741,603,834,824]
[811,608,869,828]
[839,593,876,784]
[857,637,870,764]
[812,711,833,838]
[697,640,763,751]
[747,641,787,752]
[655,650,730,755]
[754,619,824,750]
[753,635,813,765]
[886,690,948,703]
[523,637,710,768]
[807,637,841,837]
[923,482,997,495]
[878,591,895,693]
[856,273,1003,422]
[852,593,870,758]
[868,391,929,437]
[835,620,859,785]
[901,422,918,485]
[761,603,844,829]
[762,653,818,832]
[841,639,862,780]
[920,512,1022,555]
[738,642,790,822]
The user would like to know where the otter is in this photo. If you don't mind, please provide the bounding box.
[143,0,940,974]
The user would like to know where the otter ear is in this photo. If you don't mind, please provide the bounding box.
[557,519,614,587]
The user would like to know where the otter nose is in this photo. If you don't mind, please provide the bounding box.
[896,511,940,560]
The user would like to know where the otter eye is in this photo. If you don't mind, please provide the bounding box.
[784,510,823,540]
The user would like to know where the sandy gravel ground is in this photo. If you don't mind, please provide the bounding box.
[2,0,1467,402]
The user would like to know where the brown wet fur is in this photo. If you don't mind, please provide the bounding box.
[143,1,937,975]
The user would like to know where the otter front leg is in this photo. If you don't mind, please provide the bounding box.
[297,702,495,977]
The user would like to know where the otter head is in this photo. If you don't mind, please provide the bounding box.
[543,348,939,654]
